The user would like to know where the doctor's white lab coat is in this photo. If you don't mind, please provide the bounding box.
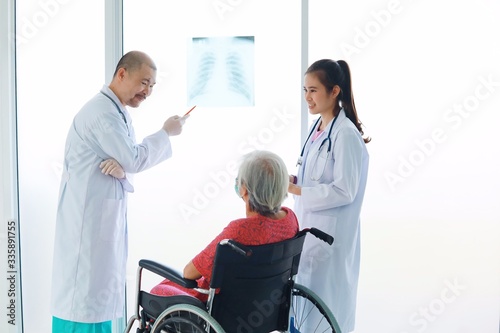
[51,86,173,323]
[294,109,369,333]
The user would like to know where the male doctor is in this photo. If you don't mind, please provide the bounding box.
[51,51,186,333]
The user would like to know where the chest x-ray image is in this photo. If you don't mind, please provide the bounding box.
[187,36,255,107]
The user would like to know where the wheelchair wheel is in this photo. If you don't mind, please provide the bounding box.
[290,283,342,333]
[151,304,226,333]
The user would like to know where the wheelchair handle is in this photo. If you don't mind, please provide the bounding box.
[308,227,334,245]
[220,239,252,257]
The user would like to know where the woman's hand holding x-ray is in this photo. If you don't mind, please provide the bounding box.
[100,159,125,179]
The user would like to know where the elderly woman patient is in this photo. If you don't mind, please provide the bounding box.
[151,150,299,301]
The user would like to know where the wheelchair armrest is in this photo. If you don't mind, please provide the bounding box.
[139,259,198,289]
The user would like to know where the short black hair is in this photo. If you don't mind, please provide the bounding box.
[113,51,156,78]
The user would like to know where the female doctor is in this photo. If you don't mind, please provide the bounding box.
[288,59,370,333]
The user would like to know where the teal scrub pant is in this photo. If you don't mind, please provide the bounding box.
[52,317,112,333]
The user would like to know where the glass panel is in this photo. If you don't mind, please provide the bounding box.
[123,0,302,317]
[310,0,500,332]
[16,0,104,331]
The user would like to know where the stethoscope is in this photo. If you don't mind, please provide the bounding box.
[101,91,130,136]
[296,115,338,181]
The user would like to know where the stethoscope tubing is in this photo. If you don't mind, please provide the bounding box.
[101,91,130,135]
[297,115,338,166]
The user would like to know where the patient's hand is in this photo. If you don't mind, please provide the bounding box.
[183,260,202,280]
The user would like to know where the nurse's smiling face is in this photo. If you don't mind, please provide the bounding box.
[120,63,157,108]
[303,72,339,118]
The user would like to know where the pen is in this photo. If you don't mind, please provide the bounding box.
[184,105,197,116]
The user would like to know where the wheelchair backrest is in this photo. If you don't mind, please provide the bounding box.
[208,231,307,333]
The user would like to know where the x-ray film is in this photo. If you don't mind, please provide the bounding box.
[187,36,255,107]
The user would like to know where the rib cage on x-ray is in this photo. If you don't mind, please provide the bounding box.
[226,51,252,102]
[188,37,255,107]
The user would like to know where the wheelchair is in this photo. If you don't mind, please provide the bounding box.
[124,228,342,333]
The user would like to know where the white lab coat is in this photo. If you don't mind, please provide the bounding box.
[293,109,369,333]
[51,85,173,323]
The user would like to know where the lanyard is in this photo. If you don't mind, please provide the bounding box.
[101,91,129,133]
[297,115,338,166]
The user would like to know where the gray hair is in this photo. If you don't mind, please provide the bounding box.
[236,150,289,216]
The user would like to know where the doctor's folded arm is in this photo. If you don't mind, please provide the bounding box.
[50,50,188,333]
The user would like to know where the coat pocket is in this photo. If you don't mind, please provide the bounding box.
[99,198,126,241]
[300,213,337,274]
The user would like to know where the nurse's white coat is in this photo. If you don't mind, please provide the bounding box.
[294,108,369,333]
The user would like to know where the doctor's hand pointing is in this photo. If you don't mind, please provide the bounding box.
[163,115,189,136]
